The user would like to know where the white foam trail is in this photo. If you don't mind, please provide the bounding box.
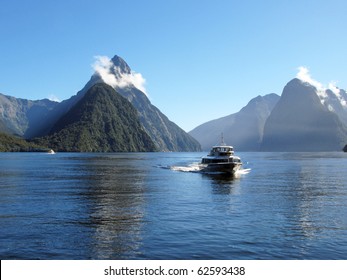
[170,163,202,173]
[233,168,251,178]
[235,168,251,175]
[170,163,251,176]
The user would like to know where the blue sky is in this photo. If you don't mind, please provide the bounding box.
[1,0,347,131]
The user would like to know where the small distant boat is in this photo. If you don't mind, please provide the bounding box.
[47,149,55,154]
[200,135,242,175]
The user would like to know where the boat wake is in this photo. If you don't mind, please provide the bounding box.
[236,168,251,175]
[170,162,202,173]
[167,163,251,176]
[234,168,251,178]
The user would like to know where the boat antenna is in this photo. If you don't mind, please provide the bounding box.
[220,133,226,145]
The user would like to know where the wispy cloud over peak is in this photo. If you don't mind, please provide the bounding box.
[328,81,340,95]
[296,66,346,108]
[92,55,148,96]
[48,94,60,102]
[296,66,325,94]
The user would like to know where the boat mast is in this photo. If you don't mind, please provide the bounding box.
[220,133,226,145]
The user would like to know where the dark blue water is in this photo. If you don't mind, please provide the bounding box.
[0,152,346,259]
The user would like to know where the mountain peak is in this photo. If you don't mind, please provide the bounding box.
[111,55,131,74]
[282,77,320,104]
[90,55,148,96]
[287,77,315,89]
[80,55,200,151]
[261,77,347,151]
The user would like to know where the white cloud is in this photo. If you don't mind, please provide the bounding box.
[122,69,147,94]
[92,55,119,87]
[328,81,340,95]
[92,55,148,96]
[296,66,346,107]
[48,94,60,102]
[296,66,325,94]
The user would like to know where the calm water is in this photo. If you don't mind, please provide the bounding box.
[0,152,346,260]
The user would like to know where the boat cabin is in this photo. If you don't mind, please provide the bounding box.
[209,146,234,156]
[201,145,239,164]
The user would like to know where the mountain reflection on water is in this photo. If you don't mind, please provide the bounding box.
[71,155,148,259]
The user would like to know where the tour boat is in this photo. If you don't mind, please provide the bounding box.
[200,137,242,175]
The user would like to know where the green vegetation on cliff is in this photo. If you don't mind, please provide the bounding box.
[0,132,48,152]
[33,83,157,152]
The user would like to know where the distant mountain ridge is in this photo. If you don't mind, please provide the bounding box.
[0,93,57,137]
[190,78,347,152]
[189,93,280,151]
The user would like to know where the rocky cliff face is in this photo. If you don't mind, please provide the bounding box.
[321,88,347,124]
[261,78,347,151]
[0,93,58,138]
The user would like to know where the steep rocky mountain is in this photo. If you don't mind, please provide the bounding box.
[189,93,280,151]
[0,93,58,137]
[34,83,157,152]
[80,55,201,152]
[261,78,347,151]
[31,55,201,152]
[0,118,12,135]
